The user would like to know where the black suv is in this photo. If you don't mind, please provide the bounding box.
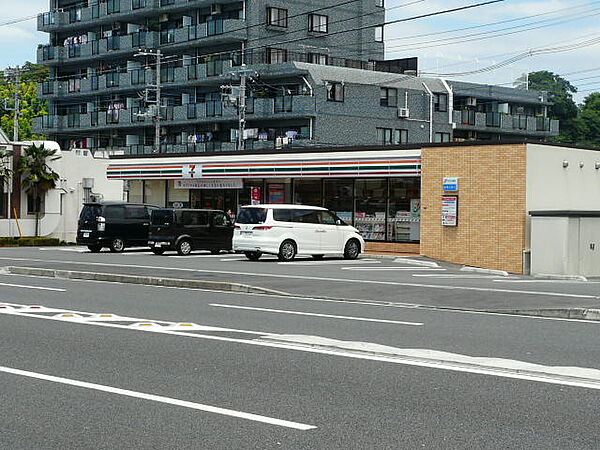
[77,202,159,252]
[149,209,234,255]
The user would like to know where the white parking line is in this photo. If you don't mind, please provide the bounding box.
[0,282,65,292]
[209,303,423,326]
[0,366,316,430]
[340,267,446,271]
[278,259,381,266]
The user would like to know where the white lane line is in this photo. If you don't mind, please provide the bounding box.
[0,256,597,299]
[0,366,316,430]
[0,282,65,292]
[220,258,246,262]
[278,259,381,266]
[493,279,600,284]
[209,304,423,326]
[5,311,600,391]
[340,267,445,271]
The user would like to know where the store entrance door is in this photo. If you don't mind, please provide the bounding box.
[190,189,238,214]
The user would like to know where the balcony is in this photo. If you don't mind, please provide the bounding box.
[452,110,559,136]
[37,32,159,65]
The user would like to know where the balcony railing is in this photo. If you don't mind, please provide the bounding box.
[453,110,558,135]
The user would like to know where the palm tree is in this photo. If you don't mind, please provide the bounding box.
[18,144,60,237]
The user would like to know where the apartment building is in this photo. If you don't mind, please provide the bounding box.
[35,0,558,154]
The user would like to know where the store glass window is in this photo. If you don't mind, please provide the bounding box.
[293,179,322,207]
[388,178,420,242]
[167,180,190,208]
[323,179,353,224]
[240,180,264,207]
[355,179,387,241]
[267,181,291,204]
[144,180,166,206]
[128,180,143,203]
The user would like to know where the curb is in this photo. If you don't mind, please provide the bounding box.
[5,266,288,297]
[460,266,509,277]
[393,257,440,268]
[534,273,588,282]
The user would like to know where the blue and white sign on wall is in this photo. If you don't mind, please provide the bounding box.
[443,177,459,192]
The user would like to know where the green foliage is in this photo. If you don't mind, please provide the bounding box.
[528,70,579,142]
[0,62,49,141]
[574,92,600,147]
[0,237,61,247]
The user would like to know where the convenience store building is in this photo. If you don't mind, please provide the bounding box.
[107,140,600,275]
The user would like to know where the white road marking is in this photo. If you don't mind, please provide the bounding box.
[0,366,316,430]
[412,274,500,279]
[0,282,65,292]
[4,307,600,391]
[493,279,600,284]
[340,267,445,271]
[220,258,246,262]
[278,259,381,266]
[3,256,594,299]
[209,304,423,326]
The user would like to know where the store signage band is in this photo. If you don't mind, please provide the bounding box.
[174,178,243,189]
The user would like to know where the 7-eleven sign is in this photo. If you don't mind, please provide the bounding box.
[182,164,201,179]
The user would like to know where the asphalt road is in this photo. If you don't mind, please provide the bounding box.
[2,256,600,449]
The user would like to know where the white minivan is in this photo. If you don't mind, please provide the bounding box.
[233,204,365,261]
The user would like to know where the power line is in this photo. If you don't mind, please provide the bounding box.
[0,15,37,27]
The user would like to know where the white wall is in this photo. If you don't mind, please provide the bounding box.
[526,144,600,247]
[530,217,579,276]
[0,143,123,242]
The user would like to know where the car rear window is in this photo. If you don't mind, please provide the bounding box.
[272,209,293,222]
[80,205,102,221]
[104,205,125,219]
[152,209,174,225]
[236,208,267,224]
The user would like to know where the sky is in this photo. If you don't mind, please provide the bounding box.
[1,0,599,102]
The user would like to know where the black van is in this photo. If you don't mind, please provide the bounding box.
[77,202,159,252]
[149,208,234,255]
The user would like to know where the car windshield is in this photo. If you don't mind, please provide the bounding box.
[236,208,267,224]
[80,205,102,221]
[151,209,174,225]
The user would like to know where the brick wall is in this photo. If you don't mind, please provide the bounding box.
[420,144,527,274]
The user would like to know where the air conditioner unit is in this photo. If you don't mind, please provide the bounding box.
[398,108,410,118]
[211,3,222,14]
[466,97,477,107]
[159,13,169,22]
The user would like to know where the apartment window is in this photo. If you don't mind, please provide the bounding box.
[434,93,448,112]
[267,7,288,28]
[326,82,344,102]
[107,0,120,14]
[207,18,224,36]
[375,26,383,42]
[267,48,287,64]
[274,96,292,113]
[380,87,397,107]
[131,69,145,85]
[132,0,146,9]
[434,132,451,143]
[376,0,384,6]
[394,129,408,144]
[308,14,328,33]
[377,127,393,145]
[308,53,328,65]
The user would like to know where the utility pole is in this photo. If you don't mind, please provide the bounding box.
[134,49,162,152]
[222,66,256,151]
[4,66,22,142]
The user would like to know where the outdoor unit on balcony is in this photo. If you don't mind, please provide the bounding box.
[466,97,477,107]
[398,108,410,118]
[159,13,169,22]
[211,3,223,14]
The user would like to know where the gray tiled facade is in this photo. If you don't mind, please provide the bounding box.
[36,0,557,155]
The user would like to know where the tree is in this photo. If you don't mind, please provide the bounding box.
[575,92,600,147]
[0,62,49,141]
[18,144,60,236]
[528,71,579,142]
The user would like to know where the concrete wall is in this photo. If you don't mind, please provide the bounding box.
[420,144,528,274]
[529,216,580,276]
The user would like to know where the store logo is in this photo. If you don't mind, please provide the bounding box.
[183,164,200,179]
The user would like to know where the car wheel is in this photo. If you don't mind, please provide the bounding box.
[151,248,165,255]
[87,245,102,253]
[343,239,360,260]
[278,240,297,262]
[311,254,324,260]
[244,251,262,261]
[109,238,125,253]
[176,239,192,256]
[210,250,221,255]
